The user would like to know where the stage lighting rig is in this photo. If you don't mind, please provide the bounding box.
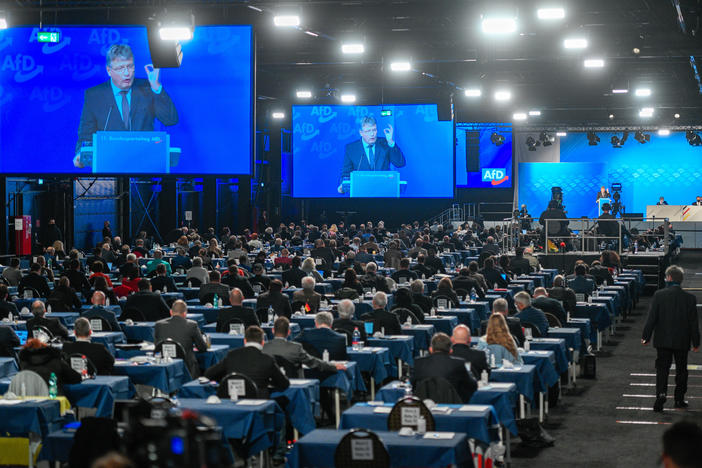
[526,136,540,151]
[539,131,554,146]
[686,131,702,146]
[490,132,505,146]
[634,131,650,144]
[587,131,600,146]
[610,135,622,148]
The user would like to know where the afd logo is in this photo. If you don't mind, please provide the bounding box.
[482,168,509,186]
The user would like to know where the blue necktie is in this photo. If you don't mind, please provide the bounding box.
[120,90,130,130]
[368,144,375,169]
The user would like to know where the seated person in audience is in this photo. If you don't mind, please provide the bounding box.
[336,250,364,276]
[88,262,113,288]
[532,287,567,326]
[452,268,486,299]
[410,254,433,279]
[467,261,489,291]
[82,291,122,332]
[221,262,256,298]
[332,299,368,342]
[567,263,596,299]
[310,238,335,274]
[249,263,271,293]
[481,298,525,347]
[150,263,178,292]
[132,238,149,257]
[295,311,348,360]
[479,257,509,289]
[63,317,115,375]
[565,260,596,282]
[257,279,293,319]
[301,257,324,283]
[264,316,344,378]
[171,247,192,272]
[361,291,402,335]
[155,300,208,378]
[523,247,541,272]
[0,324,20,357]
[89,276,118,305]
[510,247,533,275]
[145,249,172,277]
[292,276,322,314]
[410,279,433,317]
[354,246,375,265]
[282,256,307,288]
[391,287,424,323]
[65,259,92,298]
[391,258,418,285]
[118,253,141,281]
[660,420,702,468]
[407,239,428,259]
[273,248,293,270]
[360,262,390,293]
[548,275,577,317]
[48,276,82,312]
[0,284,19,320]
[411,332,477,403]
[336,268,364,299]
[451,324,489,380]
[514,291,549,336]
[431,277,460,307]
[186,256,209,286]
[480,236,501,256]
[2,257,22,286]
[383,241,403,270]
[425,247,446,275]
[19,338,81,393]
[477,313,524,366]
[122,278,170,322]
[589,260,614,286]
[27,300,69,339]
[19,263,52,298]
[35,256,55,283]
[498,256,514,282]
[216,288,260,332]
[205,325,289,398]
[198,270,231,305]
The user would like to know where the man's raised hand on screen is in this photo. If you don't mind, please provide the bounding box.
[383,124,394,146]
[145,64,161,91]
[73,153,85,168]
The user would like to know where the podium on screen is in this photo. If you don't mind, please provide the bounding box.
[341,170,406,198]
[79,131,181,174]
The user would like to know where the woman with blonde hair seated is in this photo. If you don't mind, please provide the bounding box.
[478,313,524,366]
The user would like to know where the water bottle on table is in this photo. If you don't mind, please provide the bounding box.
[49,372,58,399]
[352,327,361,350]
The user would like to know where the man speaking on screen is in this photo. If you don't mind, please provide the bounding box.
[73,44,179,168]
[337,115,406,193]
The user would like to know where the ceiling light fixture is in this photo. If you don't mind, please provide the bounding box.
[481,17,518,34]
[563,38,587,49]
[537,8,565,20]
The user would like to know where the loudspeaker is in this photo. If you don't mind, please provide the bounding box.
[465,131,480,172]
[437,95,453,121]
[146,20,183,68]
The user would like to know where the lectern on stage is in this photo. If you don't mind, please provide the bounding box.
[79,131,181,173]
[597,197,611,216]
[341,171,407,198]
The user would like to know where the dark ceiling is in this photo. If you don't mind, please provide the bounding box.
[7,0,702,126]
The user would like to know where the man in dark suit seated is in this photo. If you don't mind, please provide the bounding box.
[63,317,115,375]
[205,325,289,397]
[119,253,141,281]
[256,279,293,319]
[410,280,432,317]
[391,258,418,285]
[590,260,614,286]
[450,325,489,380]
[198,270,231,306]
[532,287,567,326]
[361,291,402,335]
[411,332,478,403]
[360,262,389,293]
[295,311,348,360]
[0,325,20,357]
[548,275,577,317]
[216,288,260,332]
[27,300,69,340]
[567,264,596,299]
[292,276,322,314]
[479,257,508,289]
[0,284,19,320]
[332,299,367,344]
[514,291,549,336]
[282,256,307,288]
[122,278,170,322]
[249,263,271,293]
[64,259,92,298]
[336,251,363,276]
[155,300,208,378]
[221,264,255,298]
[264,317,343,377]
[82,291,122,332]
[452,268,486,299]
[19,263,52,298]
[310,239,335,276]
[480,236,501,257]
[510,247,533,276]
[150,263,178,293]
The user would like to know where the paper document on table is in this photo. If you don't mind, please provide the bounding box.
[423,432,455,439]
[459,405,491,412]
[373,406,392,414]
[236,399,269,405]
[0,399,24,405]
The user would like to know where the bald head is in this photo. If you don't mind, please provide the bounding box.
[451,324,471,345]
[91,291,106,306]
[229,288,244,306]
[171,299,188,316]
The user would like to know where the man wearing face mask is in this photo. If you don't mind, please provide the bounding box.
[74,43,178,167]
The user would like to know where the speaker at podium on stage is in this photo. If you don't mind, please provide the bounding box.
[596,186,611,215]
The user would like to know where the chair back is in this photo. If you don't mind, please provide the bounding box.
[67,353,97,377]
[521,322,543,338]
[255,307,270,325]
[31,326,54,343]
[217,372,259,399]
[333,429,390,468]
[186,277,202,287]
[88,316,112,332]
[387,396,435,432]
[22,287,41,299]
[47,298,70,312]
[334,328,352,346]
[432,294,455,310]
[455,288,469,301]
[392,307,419,325]
[154,339,187,360]
[8,370,49,396]
[274,354,301,378]
[544,312,562,328]
[291,301,307,314]
[414,377,463,404]
[224,318,245,335]
[120,308,145,322]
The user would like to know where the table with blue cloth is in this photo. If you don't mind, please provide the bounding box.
[45,312,80,327]
[112,358,190,394]
[438,309,480,333]
[520,351,560,397]
[178,378,320,435]
[315,283,333,295]
[366,335,414,366]
[529,338,570,374]
[457,301,489,321]
[347,347,391,389]
[591,295,617,320]
[120,321,157,342]
[68,331,126,355]
[39,429,74,463]
[242,298,257,309]
[489,364,537,403]
[521,275,543,288]
[604,285,630,312]
[307,360,365,404]
[283,288,302,299]
[547,328,583,355]
[470,382,519,436]
[340,402,499,445]
[505,284,524,296]
[13,297,45,311]
[566,319,592,346]
[115,345,229,372]
[207,332,245,349]
[287,429,473,468]
[574,302,610,333]
[596,291,621,316]
[424,315,458,335]
[482,294,502,310]
[159,291,184,304]
[178,287,200,300]
[63,376,131,418]
[80,304,122,315]
[178,398,285,458]
[0,398,63,439]
[290,314,317,330]
[0,357,18,378]
[401,324,434,353]
[187,306,219,324]
[324,278,344,291]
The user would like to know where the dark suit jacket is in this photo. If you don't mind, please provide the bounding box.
[0,300,19,320]
[643,285,700,350]
[480,267,508,289]
[216,305,260,332]
[0,326,20,357]
[18,273,51,298]
[263,337,336,378]
[340,138,406,181]
[510,257,533,276]
[65,270,92,296]
[515,306,549,336]
[295,327,348,360]
[27,316,69,339]
[154,314,207,378]
[75,79,178,153]
[151,276,178,293]
[533,296,567,326]
[567,276,595,297]
[82,306,121,333]
[332,317,368,343]
[123,291,170,322]
[282,268,307,288]
[451,343,490,380]
[452,276,485,298]
[119,262,141,280]
[411,351,477,403]
[548,286,577,314]
[62,340,115,375]
[361,309,402,336]
[412,293,433,316]
[256,291,293,319]
[204,345,289,398]
[221,274,255,298]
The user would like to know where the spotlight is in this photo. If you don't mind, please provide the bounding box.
[539,131,554,146]
[537,8,565,20]
[563,38,587,49]
[155,10,194,41]
[675,113,681,119]
[639,107,654,118]
[658,129,670,136]
[686,131,702,146]
[587,131,600,146]
[0,11,7,29]
[494,90,511,101]
[526,136,540,151]
[340,93,356,103]
[296,90,312,99]
[635,88,651,97]
[490,132,505,146]
[610,135,622,148]
[274,15,301,27]
[481,16,518,34]
[390,61,411,72]
[272,111,285,119]
[529,110,541,116]
[611,88,628,94]
[609,114,615,120]
[634,131,650,144]
[464,88,482,97]
[584,58,605,68]
[556,131,567,137]
[513,112,527,121]
[341,43,364,54]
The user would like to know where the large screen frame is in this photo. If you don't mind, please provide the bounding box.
[455,122,514,189]
[0,24,255,177]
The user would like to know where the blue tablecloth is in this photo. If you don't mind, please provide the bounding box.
[457,301,489,321]
[290,315,317,330]
[340,402,498,445]
[178,287,200,300]
[287,429,473,468]
[470,382,519,436]
[120,322,157,342]
[490,364,537,402]
[40,429,73,462]
[202,323,301,341]
[67,331,125,355]
[366,336,414,365]
[424,316,458,335]
[591,295,617,318]
[521,351,560,393]
[566,319,592,345]
[63,376,131,418]
[0,357,18,378]
[401,324,434,352]
[187,306,219,324]
[347,347,391,384]
[46,312,80,327]
[208,332,245,348]
[115,345,229,373]
[574,303,611,333]
[438,309,480,333]
[178,398,285,457]
[529,338,569,373]
[308,361,365,396]
[547,328,583,354]
[0,398,62,438]
[112,358,189,394]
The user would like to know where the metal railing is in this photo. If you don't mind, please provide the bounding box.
[426,203,471,226]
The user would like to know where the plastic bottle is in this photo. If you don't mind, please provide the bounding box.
[490,353,496,369]
[470,288,477,303]
[417,416,426,435]
[47,304,52,313]
[49,372,58,399]
[213,293,219,309]
[480,370,489,386]
[524,339,530,352]
[268,305,274,324]
[106,297,110,306]
[81,355,89,380]
[322,349,329,362]
[634,241,639,254]
[352,327,361,350]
